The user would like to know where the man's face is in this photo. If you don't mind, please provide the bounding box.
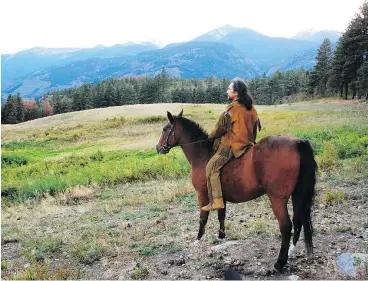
[227,83,238,101]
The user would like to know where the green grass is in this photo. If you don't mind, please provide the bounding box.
[2,148,190,202]
[131,263,149,280]
[68,242,104,265]
[335,226,352,233]
[21,237,63,262]
[1,261,8,271]
[9,263,81,280]
[317,189,348,205]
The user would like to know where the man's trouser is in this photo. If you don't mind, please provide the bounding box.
[205,145,233,203]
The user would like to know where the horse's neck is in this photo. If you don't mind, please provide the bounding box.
[180,135,210,168]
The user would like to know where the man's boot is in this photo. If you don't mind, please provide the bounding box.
[201,197,225,211]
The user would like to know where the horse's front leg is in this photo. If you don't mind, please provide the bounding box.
[218,201,226,239]
[196,192,209,242]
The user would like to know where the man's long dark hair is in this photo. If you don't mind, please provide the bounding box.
[232,78,253,110]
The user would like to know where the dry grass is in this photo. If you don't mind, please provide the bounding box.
[1,103,216,140]
[56,185,98,205]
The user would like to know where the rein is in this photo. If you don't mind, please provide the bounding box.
[163,122,212,150]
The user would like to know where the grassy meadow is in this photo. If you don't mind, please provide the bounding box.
[1,99,368,279]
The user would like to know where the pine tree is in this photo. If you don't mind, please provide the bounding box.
[314,38,333,95]
[339,2,368,99]
[1,104,5,124]
[72,89,82,111]
[103,81,117,106]
[139,78,158,104]
[268,71,285,104]
[120,82,138,105]
[4,95,18,124]
[171,88,181,103]
[196,80,207,103]
[52,94,63,114]
[156,68,170,102]
[357,61,368,99]
[355,1,368,99]
[327,37,346,97]
[16,93,25,122]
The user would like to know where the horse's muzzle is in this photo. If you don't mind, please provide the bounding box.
[156,146,169,154]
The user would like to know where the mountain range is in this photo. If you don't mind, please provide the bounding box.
[1,25,341,102]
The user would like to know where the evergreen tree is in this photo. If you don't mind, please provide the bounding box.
[16,93,25,122]
[156,68,170,102]
[103,81,117,106]
[268,71,285,104]
[72,88,82,111]
[171,88,181,103]
[120,82,138,105]
[357,61,368,99]
[327,38,345,97]
[52,94,63,114]
[81,83,94,109]
[314,38,333,95]
[1,104,5,124]
[4,94,18,124]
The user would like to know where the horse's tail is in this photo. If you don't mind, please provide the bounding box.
[292,139,317,255]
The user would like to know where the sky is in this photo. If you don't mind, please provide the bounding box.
[0,0,365,54]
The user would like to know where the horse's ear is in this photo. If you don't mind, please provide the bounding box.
[167,111,174,124]
[178,109,183,117]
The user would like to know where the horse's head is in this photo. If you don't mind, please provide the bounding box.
[156,109,183,154]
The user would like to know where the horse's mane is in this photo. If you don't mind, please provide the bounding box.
[176,116,214,152]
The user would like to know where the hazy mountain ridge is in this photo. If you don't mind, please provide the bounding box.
[1,25,341,101]
[2,41,262,101]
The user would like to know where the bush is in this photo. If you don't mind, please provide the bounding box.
[1,155,28,166]
[131,263,149,280]
[318,189,348,205]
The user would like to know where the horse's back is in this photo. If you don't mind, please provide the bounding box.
[221,135,301,202]
[253,135,301,197]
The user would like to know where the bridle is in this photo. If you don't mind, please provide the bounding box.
[162,121,212,152]
[162,122,177,151]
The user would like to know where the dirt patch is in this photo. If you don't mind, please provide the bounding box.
[2,179,367,280]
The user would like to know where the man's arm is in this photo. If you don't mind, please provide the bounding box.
[208,111,232,139]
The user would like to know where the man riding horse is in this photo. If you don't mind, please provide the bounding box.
[202,78,260,211]
[156,79,316,272]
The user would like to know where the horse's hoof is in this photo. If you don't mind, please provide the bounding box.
[193,240,201,247]
[274,262,284,273]
[288,244,296,258]
[218,231,226,239]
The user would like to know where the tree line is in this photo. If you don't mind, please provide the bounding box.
[1,67,311,124]
[1,93,53,124]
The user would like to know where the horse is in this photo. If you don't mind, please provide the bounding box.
[155,110,317,272]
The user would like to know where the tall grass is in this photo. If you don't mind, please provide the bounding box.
[2,148,189,202]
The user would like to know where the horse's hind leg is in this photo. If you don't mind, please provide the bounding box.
[217,201,226,239]
[269,197,292,273]
[289,196,303,257]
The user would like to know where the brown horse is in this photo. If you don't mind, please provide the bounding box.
[156,110,317,272]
